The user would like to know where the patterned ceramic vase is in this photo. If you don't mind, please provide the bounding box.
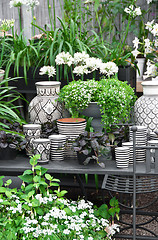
[33,139,50,164]
[28,81,62,124]
[23,124,41,155]
[134,81,158,134]
[57,118,86,159]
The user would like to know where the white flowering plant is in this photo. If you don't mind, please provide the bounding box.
[39,51,118,82]
[131,20,158,79]
[58,77,136,132]
[0,154,120,239]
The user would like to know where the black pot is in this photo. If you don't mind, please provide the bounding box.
[77,152,94,165]
[0,147,17,160]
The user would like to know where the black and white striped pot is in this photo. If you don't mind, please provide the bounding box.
[49,135,67,161]
[57,118,86,159]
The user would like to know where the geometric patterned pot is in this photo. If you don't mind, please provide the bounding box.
[28,81,62,124]
[33,138,50,164]
[134,81,158,134]
[23,124,41,155]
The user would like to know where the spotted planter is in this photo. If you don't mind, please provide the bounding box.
[28,81,62,124]
[134,81,158,134]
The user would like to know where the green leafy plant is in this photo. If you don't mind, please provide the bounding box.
[0,154,120,239]
[58,77,137,132]
[72,131,111,167]
[0,77,25,131]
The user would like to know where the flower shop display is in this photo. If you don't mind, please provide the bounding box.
[58,77,137,132]
[23,123,41,155]
[0,155,120,239]
[33,138,50,164]
[134,81,158,135]
[57,118,87,158]
[49,134,67,161]
[28,81,62,124]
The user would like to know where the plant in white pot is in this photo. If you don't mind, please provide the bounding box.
[58,77,137,132]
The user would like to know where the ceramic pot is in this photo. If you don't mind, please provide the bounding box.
[81,102,102,132]
[49,134,67,161]
[33,138,50,164]
[28,81,62,124]
[134,81,158,134]
[23,124,41,155]
[57,118,86,158]
[136,57,145,81]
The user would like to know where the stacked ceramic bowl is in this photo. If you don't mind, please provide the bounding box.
[149,131,158,140]
[129,125,147,162]
[115,146,130,168]
[49,135,67,161]
[122,142,133,164]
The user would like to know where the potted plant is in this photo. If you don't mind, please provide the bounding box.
[72,131,111,167]
[0,122,26,160]
[58,77,137,132]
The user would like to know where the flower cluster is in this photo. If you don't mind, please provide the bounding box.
[132,20,158,79]
[41,51,118,78]
[0,19,15,32]
[39,66,56,78]
[0,155,120,240]
[124,5,142,18]
[9,0,39,8]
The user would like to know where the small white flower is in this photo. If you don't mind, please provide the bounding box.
[145,20,154,31]
[131,49,140,58]
[134,7,142,16]
[151,23,158,36]
[146,0,153,3]
[73,65,90,75]
[133,37,140,49]
[73,51,89,65]
[63,229,70,234]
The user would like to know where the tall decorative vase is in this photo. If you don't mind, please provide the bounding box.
[28,81,62,124]
[134,81,158,134]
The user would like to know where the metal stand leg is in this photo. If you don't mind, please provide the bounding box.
[76,174,87,200]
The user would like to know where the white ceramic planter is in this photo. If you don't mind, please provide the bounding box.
[28,81,62,124]
[134,81,158,133]
[33,138,50,164]
[136,57,145,81]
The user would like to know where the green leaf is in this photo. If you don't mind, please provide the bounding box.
[45,173,52,181]
[23,170,33,175]
[37,207,44,215]
[19,174,33,183]
[28,190,35,198]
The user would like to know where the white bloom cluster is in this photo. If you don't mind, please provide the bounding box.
[25,0,39,9]
[73,51,89,65]
[55,52,74,66]
[39,66,56,78]
[124,5,142,17]
[0,19,15,32]
[146,0,153,4]
[100,62,118,77]
[10,0,25,7]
